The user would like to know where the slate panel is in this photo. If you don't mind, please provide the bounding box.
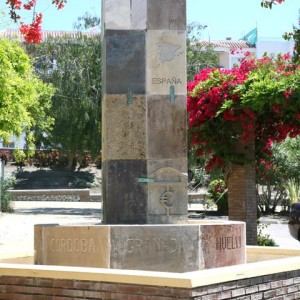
[200,224,246,269]
[35,225,110,268]
[147,158,188,176]
[102,0,131,30]
[147,95,187,159]
[146,30,186,95]
[104,30,146,94]
[110,224,200,272]
[147,0,186,30]
[102,95,146,161]
[102,0,147,30]
[131,0,147,29]
[102,160,148,224]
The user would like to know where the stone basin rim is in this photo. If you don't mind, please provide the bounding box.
[35,220,245,227]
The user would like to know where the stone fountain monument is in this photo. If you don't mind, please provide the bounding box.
[34,0,246,273]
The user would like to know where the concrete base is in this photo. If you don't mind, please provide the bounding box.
[34,221,246,273]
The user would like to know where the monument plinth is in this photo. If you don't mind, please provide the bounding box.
[35,221,246,272]
[34,0,247,272]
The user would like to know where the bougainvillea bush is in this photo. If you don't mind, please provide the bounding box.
[5,0,66,43]
[187,52,300,172]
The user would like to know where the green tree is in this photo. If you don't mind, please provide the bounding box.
[24,31,101,169]
[257,137,300,213]
[187,22,219,185]
[73,12,101,31]
[0,39,54,151]
[186,22,219,82]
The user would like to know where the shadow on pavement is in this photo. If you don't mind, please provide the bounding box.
[13,207,102,216]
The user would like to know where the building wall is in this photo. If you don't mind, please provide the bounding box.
[218,51,230,69]
[0,132,26,150]
[211,39,294,70]
[256,39,295,58]
[0,270,299,299]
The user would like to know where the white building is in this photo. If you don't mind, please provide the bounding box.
[256,38,295,58]
[200,39,256,69]
[0,132,27,150]
[200,33,295,70]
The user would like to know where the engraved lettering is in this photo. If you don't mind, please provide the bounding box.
[227,236,232,250]
[160,239,168,257]
[49,238,96,253]
[151,77,183,85]
[221,237,226,250]
[125,237,187,255]
[170,238,177,253]
[81,239,87,253]
[144,239,151,252]
[153,238,161,251]
[216,237,221,251]
[88,239,95,253]
[67,239,72,252]
[56,239,60,252]
[216,236,242,251]
[61,239,67,252]
[127,239,135,253]
[74,239,80,252]
[135,239,143,255]
[50,239,55,251]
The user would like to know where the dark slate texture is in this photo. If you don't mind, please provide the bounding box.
[147,0,186,30]
[103,30,146,94]
[102,160,148,224]
[110,224,200,272]
[147,95,187,159]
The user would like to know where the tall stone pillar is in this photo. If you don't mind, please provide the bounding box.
[102,0,188,224]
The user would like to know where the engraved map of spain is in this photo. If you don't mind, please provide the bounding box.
[148,31,186,95]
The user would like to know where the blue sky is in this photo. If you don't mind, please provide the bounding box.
[1,0,299,41]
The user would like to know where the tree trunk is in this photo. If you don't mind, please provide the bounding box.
[227,128,258,245]
[65,155,76,171]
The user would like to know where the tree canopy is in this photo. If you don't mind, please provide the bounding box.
[24,32,102,166]
[187,52,300,171]
[0,39,54,151]
[186,22,219,82]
